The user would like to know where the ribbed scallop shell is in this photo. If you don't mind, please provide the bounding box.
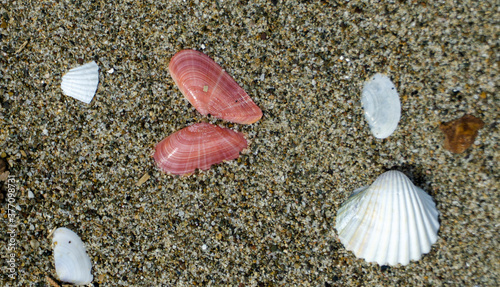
[61,61,99,104]
[361,73,401,139]
[335,170,440,266]
[52,227,93,285]
[154,122,247,175]
[169,50,262,124]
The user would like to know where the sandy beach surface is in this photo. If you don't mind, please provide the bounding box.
[1,0,498,286]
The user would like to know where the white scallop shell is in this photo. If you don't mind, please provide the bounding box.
[361,73,401,139]
[335,170,440,266]
[52,227,93,285]
[61,61,99,104]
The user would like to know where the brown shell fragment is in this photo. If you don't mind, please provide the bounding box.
[439,114,485,153]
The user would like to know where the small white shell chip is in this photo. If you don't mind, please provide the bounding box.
[52,227,93,285]
[361,73,401,139]
[61,61,99,104]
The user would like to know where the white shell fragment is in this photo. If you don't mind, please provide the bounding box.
[52,227,93,285]
[61,61,99,104]
[335,170,440,266]
[361,73,401,139]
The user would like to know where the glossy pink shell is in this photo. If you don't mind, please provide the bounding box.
[153,123,248,175]
[169,50,263,124]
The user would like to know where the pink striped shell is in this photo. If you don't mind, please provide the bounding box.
[153,123,247,175]
[168,49,263,125]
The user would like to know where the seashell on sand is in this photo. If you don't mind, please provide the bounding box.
[61,61,99,104]
[335,170,440,266]
[169,50,262,124]
[361,73,401,139]
[52,227,93,285]
[154,122,247,175]
[439,114,485,153]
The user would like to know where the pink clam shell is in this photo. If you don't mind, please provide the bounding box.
[169,50,263,125]
[153,123,247,175]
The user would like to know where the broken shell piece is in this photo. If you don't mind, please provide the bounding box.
[52,227,93,285]
[61,61,99,104]
[361,74,401,139]
[136,172,150,186]
[168,49,263,124]
[335,170,440,266]
[46,275,61,287]
[153,123,247,175]
[439,114,485,153]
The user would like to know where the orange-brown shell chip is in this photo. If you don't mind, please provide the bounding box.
[439,114,485,153]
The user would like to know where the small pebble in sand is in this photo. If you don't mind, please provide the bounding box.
[0,157,8,173]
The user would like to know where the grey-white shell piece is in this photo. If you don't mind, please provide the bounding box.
[361,74,401,139]
[335,170,440,266]
[52,227,93,285]
[61,61,99,104]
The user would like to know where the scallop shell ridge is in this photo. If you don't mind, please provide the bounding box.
[169,50,262,124]
[335,170,440,266]
[361,73,401,138]
[52,227,93,285]
[153,122,247,175]
[61,61,99,104]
